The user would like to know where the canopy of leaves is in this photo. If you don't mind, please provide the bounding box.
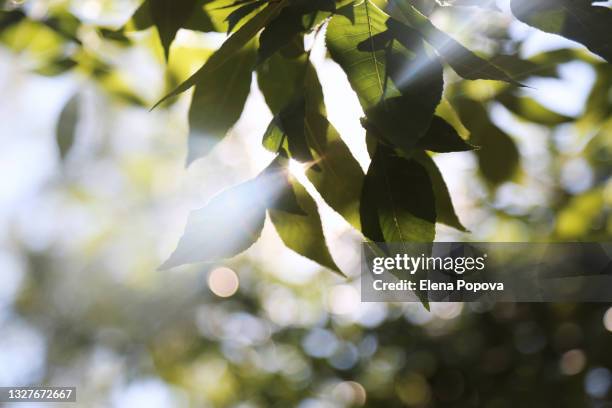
[6,0,609,278]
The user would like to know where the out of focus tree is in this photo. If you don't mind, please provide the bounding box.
[0,0,611,406]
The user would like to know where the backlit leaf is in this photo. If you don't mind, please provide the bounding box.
[387,5,519,84]
[452,96,520,186]
[149,0,199,60]
[269,177,342,274]
[187,42,256,163]
[414,151,467,231]
[152,1,288,109]
[160,154,300,269]
[417,116,477,152]
[360,145,437,243]
[510,0,612,63]
[56,93,79,160]
[327,2,443,154]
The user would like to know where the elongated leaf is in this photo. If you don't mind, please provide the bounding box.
[417,116,476,152]
[152,1,288,109]
[261,153,305,215]
[149,0,199,60]
[159,179,267,269]
[510,0,612,63]
[257,52,309,114]
[360,145,437,243]
[305,113,364,230]
[0,10,26,32]
[452,96,520,186]
[130,0,215,33]
[386,16,518,84]
[327,2,443,154]
[269,178,342,274]
[56,93,79,160]
[326,2,397,107]
[160,154,298,269]
[496,91,574,126]
[258,8,305,64]
[37,57,78,77]
[226,0,266,33]
[414,151,467,231]
[259,55,364,229]
[187,42,256,163]
[279,98,315,162]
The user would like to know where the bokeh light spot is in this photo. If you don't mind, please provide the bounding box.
[603,307,612,332]
[560,349,586,375]
[208,267,239,298]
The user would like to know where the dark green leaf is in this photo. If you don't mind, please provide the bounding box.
[0,10,26,32]
[260,153,305,215]
[258,8,305,64]
[257,52,309,115]
[56,93,79,160]
[187,42,256,163]
[35,57,78,76]
[305,113,364,230]
[269,177,342,274]
[510,0,612,63]
[386,17,518,84]
[414,151,467,231]
[496,91,574,126]
[259,57,364,229]
[152,1,287,109]
[360,145,437,243]
[278,98,315,163]
[225,0,266,33]
[326,2,443,154]
[149,0,199,60]
[452,97,520,186]
[417,116,477,152]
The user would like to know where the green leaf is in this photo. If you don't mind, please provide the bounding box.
[159,179,267,269]
[269,177,342,275]
[35,57,77,76]
[413,151,467,232]
[360,145,437,243]
[278,98,315,163]
[452,97,520,186]
[257,52,309,115]
[258,8,305,64]
[187,42,256,163]
[152,0,288,109]
[495,91,574,126]
[225,0,266,33]
[160,153,298,269]
[386,16,518,84]
[510,0,612,63]
[261,153,306,215]
[489,53,558,80]
[326,2,443,154]
[149,0,199,60]
[416,116,477,152]
[56,93,79,160]
[259,56,364,229]
[305,113,364,230]
[129,0,215,33]
[0,10,26,32]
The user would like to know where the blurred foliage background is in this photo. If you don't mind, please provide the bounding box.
[0,0,611,406]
